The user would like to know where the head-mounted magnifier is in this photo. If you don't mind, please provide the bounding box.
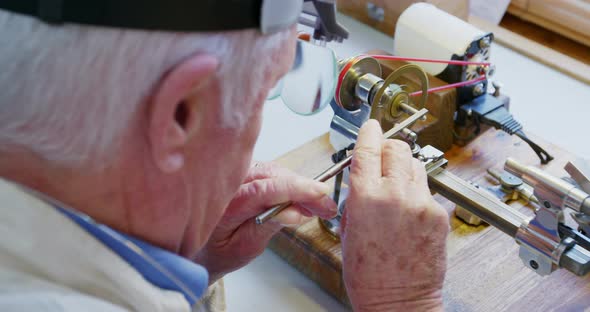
[266,39,338,115]
[0,0,348,115]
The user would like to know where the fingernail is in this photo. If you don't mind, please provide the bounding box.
[323,209,338,220]
[266,217,299,228]
[324,204,338,218]
[275,216,299,227]
[328,209,338,219]
[300,199,338,219]
[267,219,299,228]
[274,210,303,227]
[315,182,332,195]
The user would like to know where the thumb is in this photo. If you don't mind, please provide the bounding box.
[272,204,312,227]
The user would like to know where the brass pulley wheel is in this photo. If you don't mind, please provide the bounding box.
[369,64,429,124]
[336,56,382,111]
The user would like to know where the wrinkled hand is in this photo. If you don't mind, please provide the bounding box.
[341,120,449,312]
[194,162,337,284]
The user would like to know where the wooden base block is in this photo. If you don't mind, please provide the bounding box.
[268,129,589,310]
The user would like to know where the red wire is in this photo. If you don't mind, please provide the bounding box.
[368,54,491,67]
[410,75,487,97]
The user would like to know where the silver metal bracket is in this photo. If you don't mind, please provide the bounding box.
[504,158,590,276]
[515,205,564,275]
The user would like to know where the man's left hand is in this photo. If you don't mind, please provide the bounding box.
[194,162,337,283]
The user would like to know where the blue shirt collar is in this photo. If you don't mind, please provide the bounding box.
[56,206,209,306]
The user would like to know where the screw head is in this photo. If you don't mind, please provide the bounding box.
[472,83,485,96]
[500,172,522,188]
[479,37,491,49]
[487,64,496,77]
[529,260,539,270]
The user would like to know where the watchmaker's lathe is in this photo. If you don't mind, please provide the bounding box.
[323,53,590,277]
[317,2,584,276]
[266,3,587,308]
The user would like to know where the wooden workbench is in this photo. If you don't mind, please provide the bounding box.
[268,129,590,311]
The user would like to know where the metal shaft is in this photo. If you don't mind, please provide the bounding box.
[255,108,428,225]
[400,102,427,120]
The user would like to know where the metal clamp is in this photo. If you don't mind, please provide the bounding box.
[487,168,538,205]
[504,158,590,276]
[515,205,564,275]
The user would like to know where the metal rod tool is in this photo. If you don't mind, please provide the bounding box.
[255,108,428,225]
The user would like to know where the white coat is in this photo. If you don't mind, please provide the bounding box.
[0,179,225,312]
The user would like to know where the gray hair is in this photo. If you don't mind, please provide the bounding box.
[0,11,291,167]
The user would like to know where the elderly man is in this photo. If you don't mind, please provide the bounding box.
[0,1,449,311]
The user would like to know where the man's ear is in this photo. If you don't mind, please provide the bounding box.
[148,54,219,173]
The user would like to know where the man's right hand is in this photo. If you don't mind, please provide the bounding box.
[341,120,449,312]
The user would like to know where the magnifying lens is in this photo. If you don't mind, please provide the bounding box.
[267,40,338,116]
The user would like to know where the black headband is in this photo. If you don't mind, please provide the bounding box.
[0,0,265,32]
[0,0,348,42]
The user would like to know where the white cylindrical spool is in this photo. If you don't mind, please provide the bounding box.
[393,3,486,75]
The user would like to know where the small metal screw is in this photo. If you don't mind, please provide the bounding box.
[472,83,485,97]
[544,201,552,208]
[530,260,539,270]
[487,64,496,77]
[479,37,491,49]
[492,81,501,97]
[367,3,385,22]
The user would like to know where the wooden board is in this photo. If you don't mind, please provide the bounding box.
[268,129,590,310]
[468,14,590,86]
[499,13,590,66]
[508,0,590,48]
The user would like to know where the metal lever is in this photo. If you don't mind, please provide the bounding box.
[486,168,538,205]
[565,160,590,194]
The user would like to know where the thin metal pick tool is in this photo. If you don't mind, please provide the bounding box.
[255,108,428,225]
